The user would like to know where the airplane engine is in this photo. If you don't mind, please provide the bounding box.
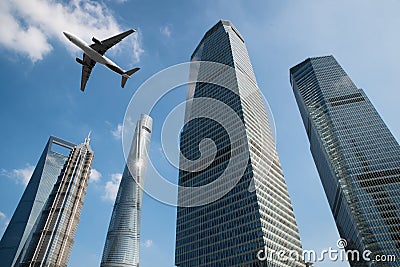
[76,57,84,65]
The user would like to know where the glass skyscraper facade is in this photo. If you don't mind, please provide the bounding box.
[20,135,93,266]
[0,136,93,267]
[175,20,304,267]
[101,114,152,267]
[0,136,75,267]
[290,56,400,266]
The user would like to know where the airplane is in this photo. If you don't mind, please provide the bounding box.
[63,29,140,92]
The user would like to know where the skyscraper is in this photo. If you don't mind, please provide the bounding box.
[101,114,152,267]
[290,56,400,266]
[0,135,94,267]
[0,137,75,267]
[175,20,304,267]
[20,135,93,266]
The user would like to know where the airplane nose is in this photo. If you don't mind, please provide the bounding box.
[63,31,70,39]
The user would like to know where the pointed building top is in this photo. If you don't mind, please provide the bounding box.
[84,131,91,145]
[191,19,244,60]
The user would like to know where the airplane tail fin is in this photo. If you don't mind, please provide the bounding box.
[121,67,140,88]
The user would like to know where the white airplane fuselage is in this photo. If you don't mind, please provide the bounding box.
[63,31,126,76]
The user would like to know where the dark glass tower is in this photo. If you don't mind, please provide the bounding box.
[0,137,75,267]
[175,20,304,267]
[290,56,400,266]
[101,114,152,267]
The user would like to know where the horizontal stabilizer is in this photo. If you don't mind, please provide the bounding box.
[125,67,140,76]
[121,68,140,88]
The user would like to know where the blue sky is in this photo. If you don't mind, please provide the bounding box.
[0,0,399,266]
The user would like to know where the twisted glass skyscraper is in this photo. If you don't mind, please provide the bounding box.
[175,20,304,267]
[101,114,152,267]
[290,56,400,266]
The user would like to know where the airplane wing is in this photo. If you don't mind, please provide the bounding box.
[90,29,135,56]
[80,53,96,91]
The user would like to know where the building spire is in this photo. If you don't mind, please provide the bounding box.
[84,131,91,145]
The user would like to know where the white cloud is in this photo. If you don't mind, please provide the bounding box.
[130,30,144,64]
[160,25,172,37]
[121,116,136,142]
[89,168,102,183]
[0,211,9,234]
[102,173,122,201]
[111,123,123,140]
[0,169,7,177]
[143,239,153,248]
[0,0,143,62]
[13,165,35,185]
[1,164,35,186]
